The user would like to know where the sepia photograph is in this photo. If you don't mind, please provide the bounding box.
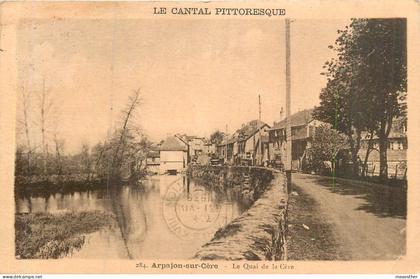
[0,0,418,276]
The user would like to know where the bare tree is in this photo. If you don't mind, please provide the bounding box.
[109,88,142,179]
[37,78,55,175]
[19,85,32,175]
[53,133,64,175]
[40,79,47,174]
[80,143,92,179]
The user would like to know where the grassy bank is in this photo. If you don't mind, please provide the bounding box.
[286,186,348,260]
[15,211,114,259]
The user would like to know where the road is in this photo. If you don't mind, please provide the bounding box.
[292,173,406,260]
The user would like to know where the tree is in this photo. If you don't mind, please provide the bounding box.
[306,124,348,175]
[124,133,152,180]
[314,19,406,179]
[17,86,32,175]
[80,143,92,178]
[210,130,225,145]
[314,65,368,176]
[90,142,109,179]
[354,19,407,179]
[360,127,378,177]
[53,134,65,175]
[37,78,56,175]
[101,88,143,181]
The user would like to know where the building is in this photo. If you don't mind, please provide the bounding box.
[174,134,208,161]
[145,150,160,174]
[216,138,228,162]
[358,117,407,178]
[187,136,206,157]
[268,108,407,178]
[235,120,270,166]
[159,136,188,174]
[203,141,216,156]
[216,120,270,166]
[268,109,315,170]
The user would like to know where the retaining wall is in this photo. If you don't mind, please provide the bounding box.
[188,165,288,260]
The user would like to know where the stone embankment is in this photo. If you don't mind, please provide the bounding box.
[188,165,288,260]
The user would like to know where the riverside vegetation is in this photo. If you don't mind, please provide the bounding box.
[15,90,152,259]
[15,211,115,259]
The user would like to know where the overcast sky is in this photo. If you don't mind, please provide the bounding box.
[17,18,350,153]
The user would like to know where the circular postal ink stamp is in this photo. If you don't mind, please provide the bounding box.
[162,176,235,240]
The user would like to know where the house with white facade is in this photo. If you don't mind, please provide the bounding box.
[159,136,188,174]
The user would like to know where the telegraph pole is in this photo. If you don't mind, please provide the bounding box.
[258,94,262,166]
[285,18,292,193]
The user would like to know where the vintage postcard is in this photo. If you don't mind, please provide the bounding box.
[0,0,419,275]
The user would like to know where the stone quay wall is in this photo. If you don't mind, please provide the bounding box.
[188,165,289,260]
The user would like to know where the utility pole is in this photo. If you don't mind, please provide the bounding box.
[285,18,292,193]
[258,94,262,166]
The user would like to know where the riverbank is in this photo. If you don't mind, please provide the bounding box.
[14,174,122,196]
[15,211,114,259]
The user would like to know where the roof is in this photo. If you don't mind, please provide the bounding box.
[217,120,270,146]
[159,136,188,151]
[270,108,314,131]
[174,134,208,146]
[188,136,206,141]
[236,120,269,141]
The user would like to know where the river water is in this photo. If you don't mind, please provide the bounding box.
[15,175,246,259]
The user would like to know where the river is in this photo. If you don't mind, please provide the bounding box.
[15,175,247,259]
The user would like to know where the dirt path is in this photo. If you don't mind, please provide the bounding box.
[291,173,406,260]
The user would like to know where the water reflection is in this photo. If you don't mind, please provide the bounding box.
[16,175,246,259]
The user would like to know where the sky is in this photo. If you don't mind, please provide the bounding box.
[16,17,350,154]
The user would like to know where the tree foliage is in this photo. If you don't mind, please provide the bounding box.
[305,124,348,174]
[314,19,406,178]
[210,130,225,145]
